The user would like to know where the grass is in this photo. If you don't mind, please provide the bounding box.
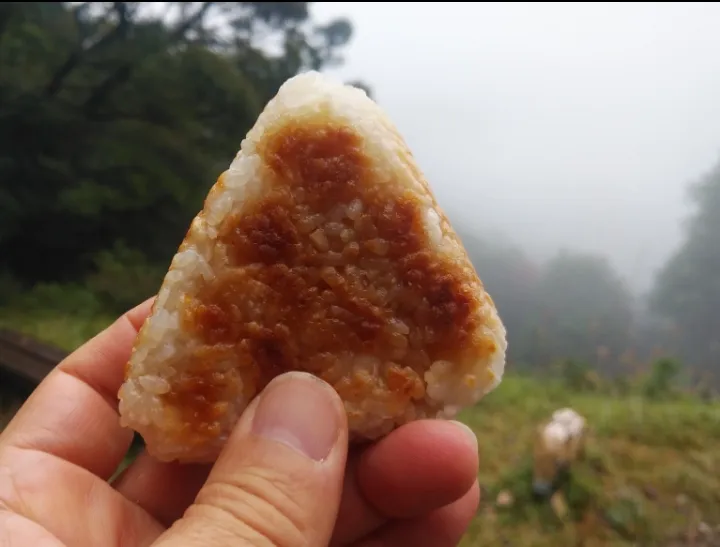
[0,308,718,546]
[0,280,115,352]
[458,376,720,546]
[0,309,114,352]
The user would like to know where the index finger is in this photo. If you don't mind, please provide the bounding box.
[0,298,154,479]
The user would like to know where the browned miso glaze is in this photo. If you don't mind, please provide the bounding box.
[161,120,496,438]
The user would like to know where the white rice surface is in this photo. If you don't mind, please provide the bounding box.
[118,71,508,463]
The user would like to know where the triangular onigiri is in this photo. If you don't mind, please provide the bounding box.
[118,71,507,463]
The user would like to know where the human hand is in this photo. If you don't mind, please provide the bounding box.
[0,299,480,546]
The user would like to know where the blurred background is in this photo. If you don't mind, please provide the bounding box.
[1,3,719,545]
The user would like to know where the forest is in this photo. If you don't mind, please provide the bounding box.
[1,1,719,388]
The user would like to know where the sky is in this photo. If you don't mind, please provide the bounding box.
[311,2,720,293]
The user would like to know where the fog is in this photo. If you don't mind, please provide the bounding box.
[313,2,720,293]
[3,2,720,369]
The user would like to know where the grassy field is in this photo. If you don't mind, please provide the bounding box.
[459,376,720,546]
[1,310,718,546]
[0,308,114,352]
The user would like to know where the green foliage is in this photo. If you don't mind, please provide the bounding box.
[87,242,166,313]
[5,281,104,316]
[609,374,634,397]
[602,489,650,541]
[487,452,603,532]
[0,280,112,350]
[461,226,639,373]
[0,2,366,293]
[555,359,601,392]
[531,251,634,368]
[490,459,564,531]
[649,155,720,368]
[459,375,720,546]
[641,357,681,400]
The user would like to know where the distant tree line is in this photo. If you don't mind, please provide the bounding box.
[461,155,720,383]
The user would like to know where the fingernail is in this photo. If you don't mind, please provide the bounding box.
[451,420,478,447]
[252,372,342,462]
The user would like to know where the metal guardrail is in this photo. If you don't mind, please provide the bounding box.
[0,329,68,385]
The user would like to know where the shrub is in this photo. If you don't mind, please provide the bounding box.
[87,241,166,313]
[556,359,602,392]
[9,282,104,317]
[642,357,681,400]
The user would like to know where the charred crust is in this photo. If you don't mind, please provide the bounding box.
[162,119,494,436]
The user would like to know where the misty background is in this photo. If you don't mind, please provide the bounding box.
[1,1,720,384]
[314,2,720,294]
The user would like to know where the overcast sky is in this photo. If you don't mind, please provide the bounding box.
[311,2,720,293]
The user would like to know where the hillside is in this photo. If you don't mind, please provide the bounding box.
[0,313,718,546]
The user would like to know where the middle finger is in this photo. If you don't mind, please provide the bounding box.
[333,419,479,544]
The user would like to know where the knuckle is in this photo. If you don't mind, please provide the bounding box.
[192,466,309,547]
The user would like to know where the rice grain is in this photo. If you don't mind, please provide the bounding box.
[117,71,508,463]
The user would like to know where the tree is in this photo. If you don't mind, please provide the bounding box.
[0,2,366,300]
[459,229,541,365]
[529,251,635,369]
[458,228,636,370]
[649,155,720,369]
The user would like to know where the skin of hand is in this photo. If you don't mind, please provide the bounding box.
[0,298,481,547]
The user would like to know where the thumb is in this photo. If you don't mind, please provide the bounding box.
[153,372,349,547]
